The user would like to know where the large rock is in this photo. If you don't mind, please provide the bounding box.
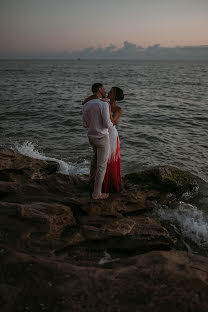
[124,165,198,195]
[81,215,174,251]
[0,148,58,180]
[0,149,89,204]
[0,148,207,312]
[0,246,208,312]
[0,201,76,253]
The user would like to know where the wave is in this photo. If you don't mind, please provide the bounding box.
[155,202,208,249]
[12,141,89,175]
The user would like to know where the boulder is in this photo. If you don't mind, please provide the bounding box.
[124,165,198,195]
[81,215,174,251]
[0,247,208,312]
[0,148,207,312]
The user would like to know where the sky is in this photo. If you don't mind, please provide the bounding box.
[0,0,208,58]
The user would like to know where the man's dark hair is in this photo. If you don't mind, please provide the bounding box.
[91,83,103,93]
[112,87,124,101]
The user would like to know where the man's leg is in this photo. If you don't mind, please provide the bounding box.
[89,135,109,199]
[89,144,97,184]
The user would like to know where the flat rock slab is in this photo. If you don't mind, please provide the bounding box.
[0,201,75,253]
[0,247,208,312]
[80,215,174,251]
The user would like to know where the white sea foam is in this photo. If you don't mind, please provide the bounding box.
[155,202,208,248]
[13,141,89,175]
[98,251,120,265]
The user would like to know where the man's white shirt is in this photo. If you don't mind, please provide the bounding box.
[83,99,113,138]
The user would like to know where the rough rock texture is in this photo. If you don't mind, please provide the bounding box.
[124,166,198,194]
[1,246,208,312]
[0,148,207,312]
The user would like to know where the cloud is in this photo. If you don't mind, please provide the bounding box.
[1,41,208,59]
[68,41,208,60]
[67,41,145,59]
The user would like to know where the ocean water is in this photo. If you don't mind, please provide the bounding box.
[0,59,208,253]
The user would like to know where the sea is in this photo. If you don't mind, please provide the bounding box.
[0,59,208,254]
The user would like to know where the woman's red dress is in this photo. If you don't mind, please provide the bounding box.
[102,126,121,193]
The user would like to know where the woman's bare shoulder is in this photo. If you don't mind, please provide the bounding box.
[116,106,123,113]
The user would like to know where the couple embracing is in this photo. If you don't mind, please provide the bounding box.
[82,83,124,200]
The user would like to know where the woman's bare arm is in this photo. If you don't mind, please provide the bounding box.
[82,94,97,105]
[111,107,122,125]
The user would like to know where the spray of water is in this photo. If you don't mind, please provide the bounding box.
[13,141,89,175]
[156,201,208,248]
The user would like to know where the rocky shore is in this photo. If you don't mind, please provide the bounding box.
[0,148,208,312]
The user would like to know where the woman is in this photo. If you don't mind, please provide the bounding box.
[102,87,124,193]
[82,86,124,193]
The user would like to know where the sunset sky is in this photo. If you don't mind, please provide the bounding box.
[0,0,208,57]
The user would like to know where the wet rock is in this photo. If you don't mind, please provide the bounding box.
[20,202,76,239]
[124,165,198,195]
[0,246,208,312]
[0,150,89,204]
[81,215,174,252]
[0,148,207,312]
[0,148,58,180]
[0,201,76,254]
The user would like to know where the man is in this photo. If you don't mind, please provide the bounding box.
[83,83,113,199]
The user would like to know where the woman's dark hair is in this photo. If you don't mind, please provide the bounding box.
[112,87,124,101]
[91,83,103,93]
